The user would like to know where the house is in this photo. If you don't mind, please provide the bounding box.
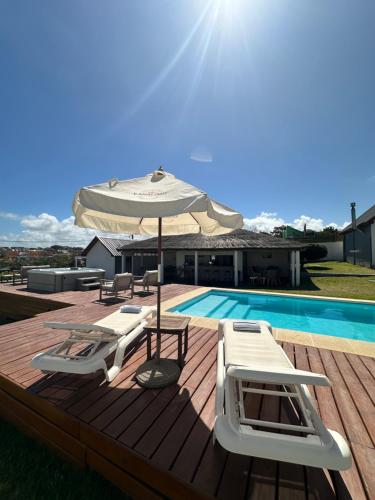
[81,237,132,279]
[119,229,305,287]
[341,204,375,268]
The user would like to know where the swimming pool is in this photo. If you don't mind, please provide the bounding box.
[169,290,375,342]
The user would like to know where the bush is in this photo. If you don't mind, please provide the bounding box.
[302,244,328,262]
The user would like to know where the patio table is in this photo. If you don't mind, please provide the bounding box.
[144,315,190,368]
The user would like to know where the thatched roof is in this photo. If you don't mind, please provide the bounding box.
[119,229,306,252]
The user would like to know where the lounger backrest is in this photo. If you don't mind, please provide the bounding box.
[221,320,331,386]
[114,273,133,290]
[143,270,158,285]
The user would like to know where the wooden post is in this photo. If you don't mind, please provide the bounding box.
[194,251,198,285]
[290,251,296,287]
[234,250,239,287]
[295,250,300,287]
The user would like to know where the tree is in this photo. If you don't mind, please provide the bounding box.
[50,254,75,268]
[322,226,338,233]
[271,225,287,238]
[301,244,328,262]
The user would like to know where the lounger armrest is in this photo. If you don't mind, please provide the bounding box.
[226,366,331,387]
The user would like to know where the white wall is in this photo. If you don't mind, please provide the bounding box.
[318,241,343,261]
[86,241,114,278]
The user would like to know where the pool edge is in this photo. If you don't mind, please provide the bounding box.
[161,286,375,359]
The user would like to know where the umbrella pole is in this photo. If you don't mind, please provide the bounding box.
[156,217,162,363]
[135,216,180,388]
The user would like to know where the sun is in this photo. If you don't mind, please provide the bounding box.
[212,0,248,31]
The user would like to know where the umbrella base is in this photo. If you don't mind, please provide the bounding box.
[135,358,180,388]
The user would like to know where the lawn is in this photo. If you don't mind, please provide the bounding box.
[304,260,375,275]
[0,418,128,500]
[257,261,375,301]
[266,276,375,301]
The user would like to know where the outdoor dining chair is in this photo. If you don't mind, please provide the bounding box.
[132,270,158,293]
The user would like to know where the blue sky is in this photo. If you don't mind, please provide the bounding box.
[1,0,374,245]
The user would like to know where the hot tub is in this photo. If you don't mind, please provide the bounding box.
[27,267,106,292]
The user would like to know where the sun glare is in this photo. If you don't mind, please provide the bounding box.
[213,0,248,32]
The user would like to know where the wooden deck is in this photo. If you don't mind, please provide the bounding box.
[0,283,374,499]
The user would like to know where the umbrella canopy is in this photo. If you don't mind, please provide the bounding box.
[73,169,243,235]
[72,167,243,388]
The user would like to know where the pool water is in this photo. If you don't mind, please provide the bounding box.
[169,290,375,342]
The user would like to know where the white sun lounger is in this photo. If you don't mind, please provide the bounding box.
[31,306,156,382]
[214,319,352,470]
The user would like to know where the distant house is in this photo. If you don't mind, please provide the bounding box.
[119,229,305,287]
[82,237,132,279]
[282,226,314,239]
[341,204,375,268]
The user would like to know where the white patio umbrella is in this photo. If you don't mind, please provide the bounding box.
[73,167,243,387]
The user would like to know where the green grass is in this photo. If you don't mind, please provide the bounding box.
[255,260,375,300]
[304,260,375,275]
[259,276,375,301]
[0,418,129,500]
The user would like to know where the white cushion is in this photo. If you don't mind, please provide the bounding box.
[224,322,292,371]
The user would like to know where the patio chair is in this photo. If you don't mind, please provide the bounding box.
[214,319,352,470]
[99,273,133,301]
[31,305,156,382]
[265,267,281,287]
[248,266,262,286]
[133,270,158,293]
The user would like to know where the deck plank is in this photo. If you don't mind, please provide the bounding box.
[331,350,375,447]
[115,330,216,446]
[245,381,279,500]
[319,348,372,448]
[278,345,306,500]
[171,389,216,483]
[345,353,375,405]
[307,346,368,500]
[132,348,217,459]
